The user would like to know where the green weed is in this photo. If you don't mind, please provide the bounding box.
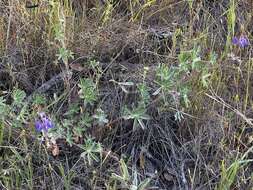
[110,158,151,190]
[216,146,253,190]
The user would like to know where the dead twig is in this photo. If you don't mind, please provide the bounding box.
[205,91,253,126]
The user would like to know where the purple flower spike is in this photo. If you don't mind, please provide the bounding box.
[238,36,249,48]
[232,35,249,48]
[35,120,43,131]
[43,118,54,130]
[35,112,54,132]
[232,37,239,45]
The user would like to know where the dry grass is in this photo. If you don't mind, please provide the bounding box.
[0,0,253,189]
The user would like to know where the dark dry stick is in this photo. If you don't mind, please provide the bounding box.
[26,71,72,103]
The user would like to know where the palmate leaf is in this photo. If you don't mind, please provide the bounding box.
[93,108,108,126]
[178,51,191,68]
[78,78,97,104]
[80,138,102,165]
[174,111,184,122]
[12,88,26,107]
[78,113,93,128]
[123,104,150,130]
[16,104,29,122]
[32,94,47,106]
[57,47,74,63]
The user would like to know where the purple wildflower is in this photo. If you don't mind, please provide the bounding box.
[232,37,239,45]
[238,36,249,48]
[232,35,249,48]
[35,112,54,132]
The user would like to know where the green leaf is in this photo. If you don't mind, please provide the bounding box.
[78,113,93,128]
[138,83,150,105]
[93,108,108,126]
[32,94,47,106]
[12,88,26,106]
[78,78,97,105]
[120,158,130,181]
[80,138,102,165]
[209,52,217,65]
[137,178,151,190]
[201,73,211,87]
[111,173,126,184]
[64,103,80,117]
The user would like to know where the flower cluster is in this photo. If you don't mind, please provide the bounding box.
[35,112,54,132]
[232,35,249,48]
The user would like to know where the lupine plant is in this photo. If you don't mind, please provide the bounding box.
[80,137,103,165]
[122,104,150,130]
[0,88,30,127]
[152,45,217,121]
[78,78,98,106]
[93,108,109,126]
